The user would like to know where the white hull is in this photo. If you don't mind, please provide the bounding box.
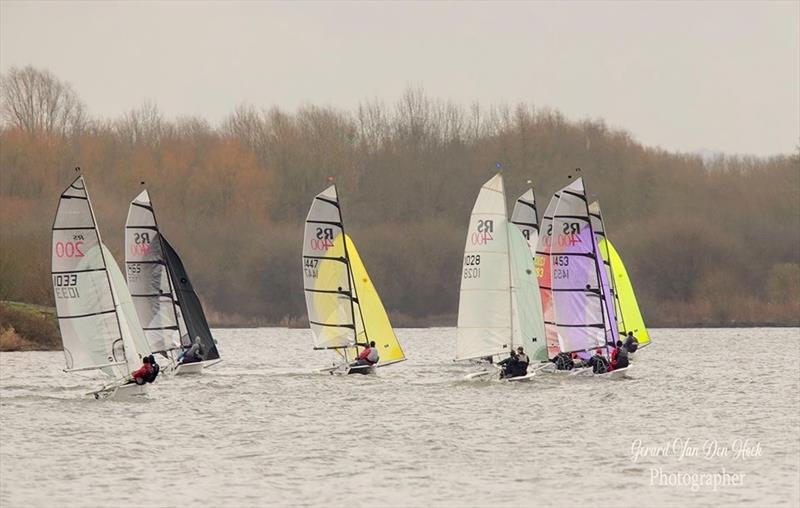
[174,359,221,376]
[504,372,535,382]
[88,382,148,400]
[317,363,377,376]
[462,367,535,382]
[569,365,631,379]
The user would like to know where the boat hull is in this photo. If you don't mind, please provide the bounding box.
[89,382,148,400]
[174,359,221,376]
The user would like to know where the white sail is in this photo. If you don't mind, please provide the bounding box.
[302,185,357,350]
[456,174,513,361]
[511,188,539,258]
[125,189,183,353]
[52,176,149,379]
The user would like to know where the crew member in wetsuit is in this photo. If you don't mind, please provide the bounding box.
[515,347,530,376]
[130,356,153,385]
[552,351,574,371]
[143,355,160,383]
[353,341,380,368]
[178,337,203,364]
[623,331,639,353]
[498,350,519,378]
[587,348,610,374]
[610,340,630,370]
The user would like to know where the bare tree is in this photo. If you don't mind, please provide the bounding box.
[0,66,86,136]
[114,100,164,145]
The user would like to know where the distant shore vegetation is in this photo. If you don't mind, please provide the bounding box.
[1,66,798,340]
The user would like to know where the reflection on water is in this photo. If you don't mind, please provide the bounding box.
[1,328,799,507]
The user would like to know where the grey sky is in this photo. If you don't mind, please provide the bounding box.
[1,1,798,156]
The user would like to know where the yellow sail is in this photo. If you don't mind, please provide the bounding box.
[600,238,650,346]
[344,234,406,366]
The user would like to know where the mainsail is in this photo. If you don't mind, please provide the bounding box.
[456,174,546,362]
[125,190,183,354]
[456,174,512,361]
[549,178,612,355]
[534,191,563,357]
[52,175,150,379]
[302,185,405,366]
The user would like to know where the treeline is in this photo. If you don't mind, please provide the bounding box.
[1,66,798,328]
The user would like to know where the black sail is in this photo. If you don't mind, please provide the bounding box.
[162,237,220,361]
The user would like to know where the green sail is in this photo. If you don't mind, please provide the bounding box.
[508,223,548,361]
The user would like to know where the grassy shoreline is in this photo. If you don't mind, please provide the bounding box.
[0,301,61,351]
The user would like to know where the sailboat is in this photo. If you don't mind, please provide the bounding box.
[125,189,221,375]
[588,201,651,350]
[51,175,152,399]
[302,185,406,375]
[544,177,628,378]
[456,174,546,381]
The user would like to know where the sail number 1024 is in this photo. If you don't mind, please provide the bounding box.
[463,254,481,279]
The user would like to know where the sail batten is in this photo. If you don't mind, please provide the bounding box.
[303,185,404,366]
[52,175,149,378]
[125,189,182,354]
[549,178,613,356]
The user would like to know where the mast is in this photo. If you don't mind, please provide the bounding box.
[579,189,612,356]
[590,202,627,336]
[335,184,368,357]
[126,188,183,354]
[501,176,515,349]
[149,191,183,351]
[82,176,128,369]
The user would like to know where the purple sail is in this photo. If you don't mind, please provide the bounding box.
[550,178,608,355]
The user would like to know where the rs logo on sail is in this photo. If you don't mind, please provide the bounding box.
[310,227,335,251]
[470,219,495,245]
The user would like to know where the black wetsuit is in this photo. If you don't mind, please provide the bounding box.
[587,354,610,374]
[552,352,574,371]
[624,335,639,353]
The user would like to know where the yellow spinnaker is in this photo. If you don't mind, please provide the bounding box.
[344,234,406,366]
[600,238,650,346]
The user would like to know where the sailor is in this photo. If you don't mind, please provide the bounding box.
[623,331,640,353]
[143,355,160,383]
[587,348,610,374]
[498,350,519,378]
[130,356,153,385]
[610,340,630,370]
[178,336,203,364]
[515,346,530,376]
[353,341,380,367]
[552,351,574,371]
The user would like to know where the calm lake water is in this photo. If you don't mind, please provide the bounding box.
[1,328,799,507]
